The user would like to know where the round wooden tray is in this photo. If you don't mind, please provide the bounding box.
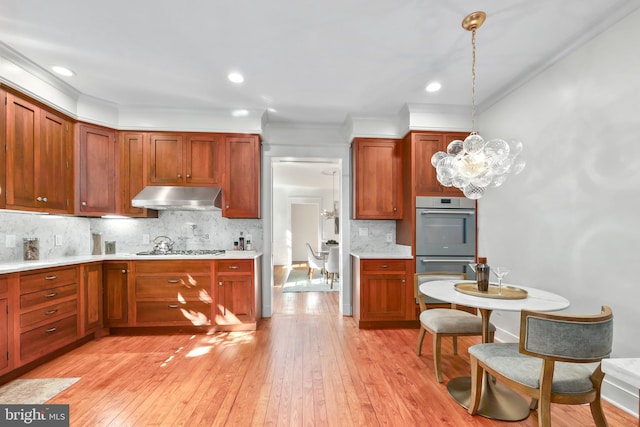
[454,282,528,299]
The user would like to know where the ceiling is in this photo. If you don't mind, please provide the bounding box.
[2,0,639,127]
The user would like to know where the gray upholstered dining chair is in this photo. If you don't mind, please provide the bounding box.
[468,305,613,427]
[415,272,495,383]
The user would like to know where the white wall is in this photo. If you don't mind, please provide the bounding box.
[479,9,640,415]
[291,203,320,262]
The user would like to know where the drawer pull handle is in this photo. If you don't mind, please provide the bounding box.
[45,327,58,333]
[228,265,240,269]
[167,279,181,283]
[45,275,58,280]
[380,265,389,269]
[168,304,179,309]
[44,292,58,298]
[45,309,59,315]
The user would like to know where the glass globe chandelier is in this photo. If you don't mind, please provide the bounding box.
[431,11,525,199]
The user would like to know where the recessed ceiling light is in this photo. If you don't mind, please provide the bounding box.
[232,109,249,117]
[51,65,75,77]
[425,82,442,92]
[228,72,244,83]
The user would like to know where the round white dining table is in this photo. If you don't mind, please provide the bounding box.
[419,279,570,421]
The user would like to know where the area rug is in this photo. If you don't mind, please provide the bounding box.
[0,378,80,404]
[283,268,339,292]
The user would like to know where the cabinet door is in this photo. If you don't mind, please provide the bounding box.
[361,273,407,320]
[0,298,8,373]
[185,134,221,185]
[39,109,72,213]
[216,275,254,325]
[103,263,129,326]
[222,135,260,218]
[353,138,402,219]
[119,132,157,217]
[148,133,184,185]
[0,88,6,209]
[77,124,117,215]
[5,93,39,209]
[82,264,103,335]
[414,132,465,197]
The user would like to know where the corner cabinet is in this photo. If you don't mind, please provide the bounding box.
[5,91,73,214]
[222,135,261,218]
[352,257,413,329]
[352,138,403,219]
[76,123,117,216]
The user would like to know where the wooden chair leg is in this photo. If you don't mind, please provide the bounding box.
[452,336,458,355]
[330,273,334,288]
[308,268,312,279]
[416,327,426,356]
[433,333,443,383]
[468,355,483,414]
[589,393,608,427]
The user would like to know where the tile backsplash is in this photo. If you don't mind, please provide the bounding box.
[0,210,262,262]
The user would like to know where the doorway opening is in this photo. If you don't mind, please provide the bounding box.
[271,158,342,314]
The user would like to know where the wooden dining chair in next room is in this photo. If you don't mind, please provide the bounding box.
[414,272,495,383]
[468,306,613,427]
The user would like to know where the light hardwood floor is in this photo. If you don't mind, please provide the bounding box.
[18,265,635,426]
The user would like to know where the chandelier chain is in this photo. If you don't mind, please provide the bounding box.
[471,28,477,134]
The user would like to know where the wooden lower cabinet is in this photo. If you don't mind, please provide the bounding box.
[81,263,103,335]
[215,260,255,329]
[18,266,79,365]
[103,262,130,327]
[352,257,414,329]
[0,276,9,375]
[133,260,213,327]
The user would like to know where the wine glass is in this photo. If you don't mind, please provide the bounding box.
[492,266,510,295]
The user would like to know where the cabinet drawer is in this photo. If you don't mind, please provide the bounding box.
[0,277,7,294]
[361,260,407,272]
[135,261,211,274]
[20,283,77,310]
[21,299,77,329]
[136,301,211,325]
[20,315,78,362]
[20,267,77,294]
[135,275,210,299]
[217,260,253,273]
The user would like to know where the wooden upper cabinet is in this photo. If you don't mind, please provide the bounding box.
[352,138,402,219]
[77,123,117,215]
[147,132,221,186]
[186,134,221,185]
[147,133,184,185]
[412,131,466,197]
[119,132,156,218]
[5,92,73,214]
[0,88,6,209]
[222,134,261,218]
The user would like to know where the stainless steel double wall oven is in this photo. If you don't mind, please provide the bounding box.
[415,196,477,279]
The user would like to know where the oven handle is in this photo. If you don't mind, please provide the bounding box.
[419,210,476,215]
[420,258,476,264]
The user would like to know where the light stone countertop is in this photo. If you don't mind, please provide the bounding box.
[0,251,263,274]
[350,252,413,260]
[602,358,640,390]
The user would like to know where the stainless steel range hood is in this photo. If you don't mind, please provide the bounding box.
[131,186,222,211]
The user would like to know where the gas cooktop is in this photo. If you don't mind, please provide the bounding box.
[135,249,226,256]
